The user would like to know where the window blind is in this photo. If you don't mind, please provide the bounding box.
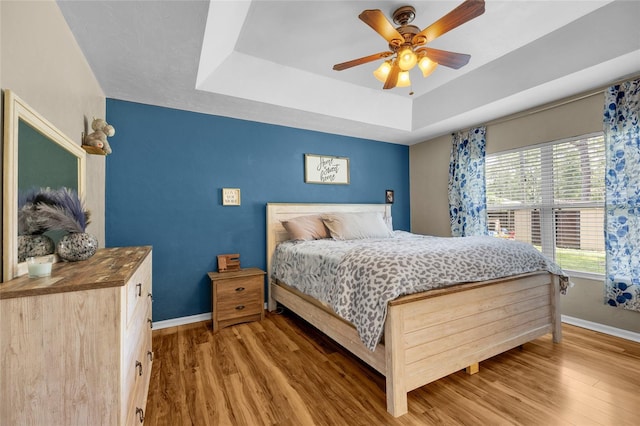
[486,134,605,275]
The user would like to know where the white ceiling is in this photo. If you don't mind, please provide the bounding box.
[57,0,640,145]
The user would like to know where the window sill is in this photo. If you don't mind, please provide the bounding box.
[565,270,605,281]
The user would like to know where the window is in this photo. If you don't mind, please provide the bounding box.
[486,133,605,276]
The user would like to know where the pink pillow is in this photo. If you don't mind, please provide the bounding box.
[281,215,330,241]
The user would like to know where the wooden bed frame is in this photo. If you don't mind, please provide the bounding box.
[266,203,562,417]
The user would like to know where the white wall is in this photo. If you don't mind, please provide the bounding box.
[410,92,640,333]
[1,0,106,275]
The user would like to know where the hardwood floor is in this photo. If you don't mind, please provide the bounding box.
[146,310,640,425]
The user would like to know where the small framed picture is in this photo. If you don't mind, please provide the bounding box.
[222,188,241,206]
[385,189,394,204]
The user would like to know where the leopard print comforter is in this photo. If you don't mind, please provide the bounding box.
[271,231,568,350]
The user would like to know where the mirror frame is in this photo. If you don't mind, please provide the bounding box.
[2,90,86,281]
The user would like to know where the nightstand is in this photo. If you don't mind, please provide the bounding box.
[208,268,266,332]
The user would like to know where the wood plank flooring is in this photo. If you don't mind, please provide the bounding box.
[146,310,640,425]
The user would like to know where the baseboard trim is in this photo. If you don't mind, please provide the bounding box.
[153,303,269,330]
[153,312,212,330]
[153,312,640,343]
[562,315,640,343]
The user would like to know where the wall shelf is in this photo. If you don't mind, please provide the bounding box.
[81,145,107,155]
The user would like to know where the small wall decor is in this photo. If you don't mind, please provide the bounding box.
[386,189,394,204]
[222,188,241,206]
[304,154,350,184]
[82,118,116,155]
[217,253,240,272]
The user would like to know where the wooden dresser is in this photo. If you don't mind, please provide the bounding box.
[0,246,153,425]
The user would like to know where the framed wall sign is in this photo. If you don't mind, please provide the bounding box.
[304,154,350,185]
[222,188,241,206]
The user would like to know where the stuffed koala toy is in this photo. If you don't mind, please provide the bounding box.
[84,118,115,154]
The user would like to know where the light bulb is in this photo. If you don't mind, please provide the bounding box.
[373,61,392,82]
[418,56,438,77]
[397,47,417,71]
[397,71,411,87]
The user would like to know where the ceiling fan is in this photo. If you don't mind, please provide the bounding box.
[333,0,485,90]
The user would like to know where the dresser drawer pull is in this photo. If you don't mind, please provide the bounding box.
[148,292,153,301]
[147,318,153,329]
[136,283,142,297]
[136,360,143,376]
[235,305,245,310]
[147,350,154,361]
[235,287,245,292]
[136,407,145,423]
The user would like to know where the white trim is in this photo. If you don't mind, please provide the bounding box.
[562,315,640,343]
[153,312,212,330]
[152,303,269,330]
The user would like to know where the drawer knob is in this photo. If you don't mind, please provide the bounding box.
[235,287,245,292]
[136,360,143,376]
[147,318,153,329]
[148,292,153,301]
[235,305,245,310]
[147,350,154,361]
[136,407,145,423]
[136,283,142,297]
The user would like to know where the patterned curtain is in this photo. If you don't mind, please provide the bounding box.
[603,78,640,312]
[448,126,487,237]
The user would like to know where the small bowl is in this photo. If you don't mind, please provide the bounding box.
[27,256,54,278]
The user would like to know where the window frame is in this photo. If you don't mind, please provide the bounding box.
[486,132,605,280]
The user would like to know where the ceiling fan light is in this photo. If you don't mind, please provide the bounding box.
[397,47,418,71]
[418,56,438,77]
[373,61,391,82]
[397,71,411,87]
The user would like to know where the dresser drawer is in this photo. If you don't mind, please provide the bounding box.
[124,287,153,367]
[126,253,152,327]
[126,331,153,426]
[123,301,152,419]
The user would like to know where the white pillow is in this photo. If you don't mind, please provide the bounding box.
[321,212,393,240]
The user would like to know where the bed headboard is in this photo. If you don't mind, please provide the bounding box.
[265,203,392,308]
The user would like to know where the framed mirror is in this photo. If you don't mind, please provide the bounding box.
[2,90,86,281]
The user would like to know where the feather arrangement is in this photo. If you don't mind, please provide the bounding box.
[17,204,46,235]
[33,203,88,233]
[18,187,48,235]
[18,187,91,234]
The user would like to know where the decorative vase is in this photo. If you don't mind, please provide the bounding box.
[18,234,55,262]
[56,232,98,262]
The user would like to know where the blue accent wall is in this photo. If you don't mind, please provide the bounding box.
[106,99,410,322]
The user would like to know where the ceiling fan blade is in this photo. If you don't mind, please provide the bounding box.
[415,0,485,45]
[383,62,400,90]
[416,47,470,69]
[359,9,404,47]
[333,51,393,71]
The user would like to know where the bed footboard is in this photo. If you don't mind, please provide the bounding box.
[383,272,561,416]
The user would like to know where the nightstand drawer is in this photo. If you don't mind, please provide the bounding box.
[216,276,263,318]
